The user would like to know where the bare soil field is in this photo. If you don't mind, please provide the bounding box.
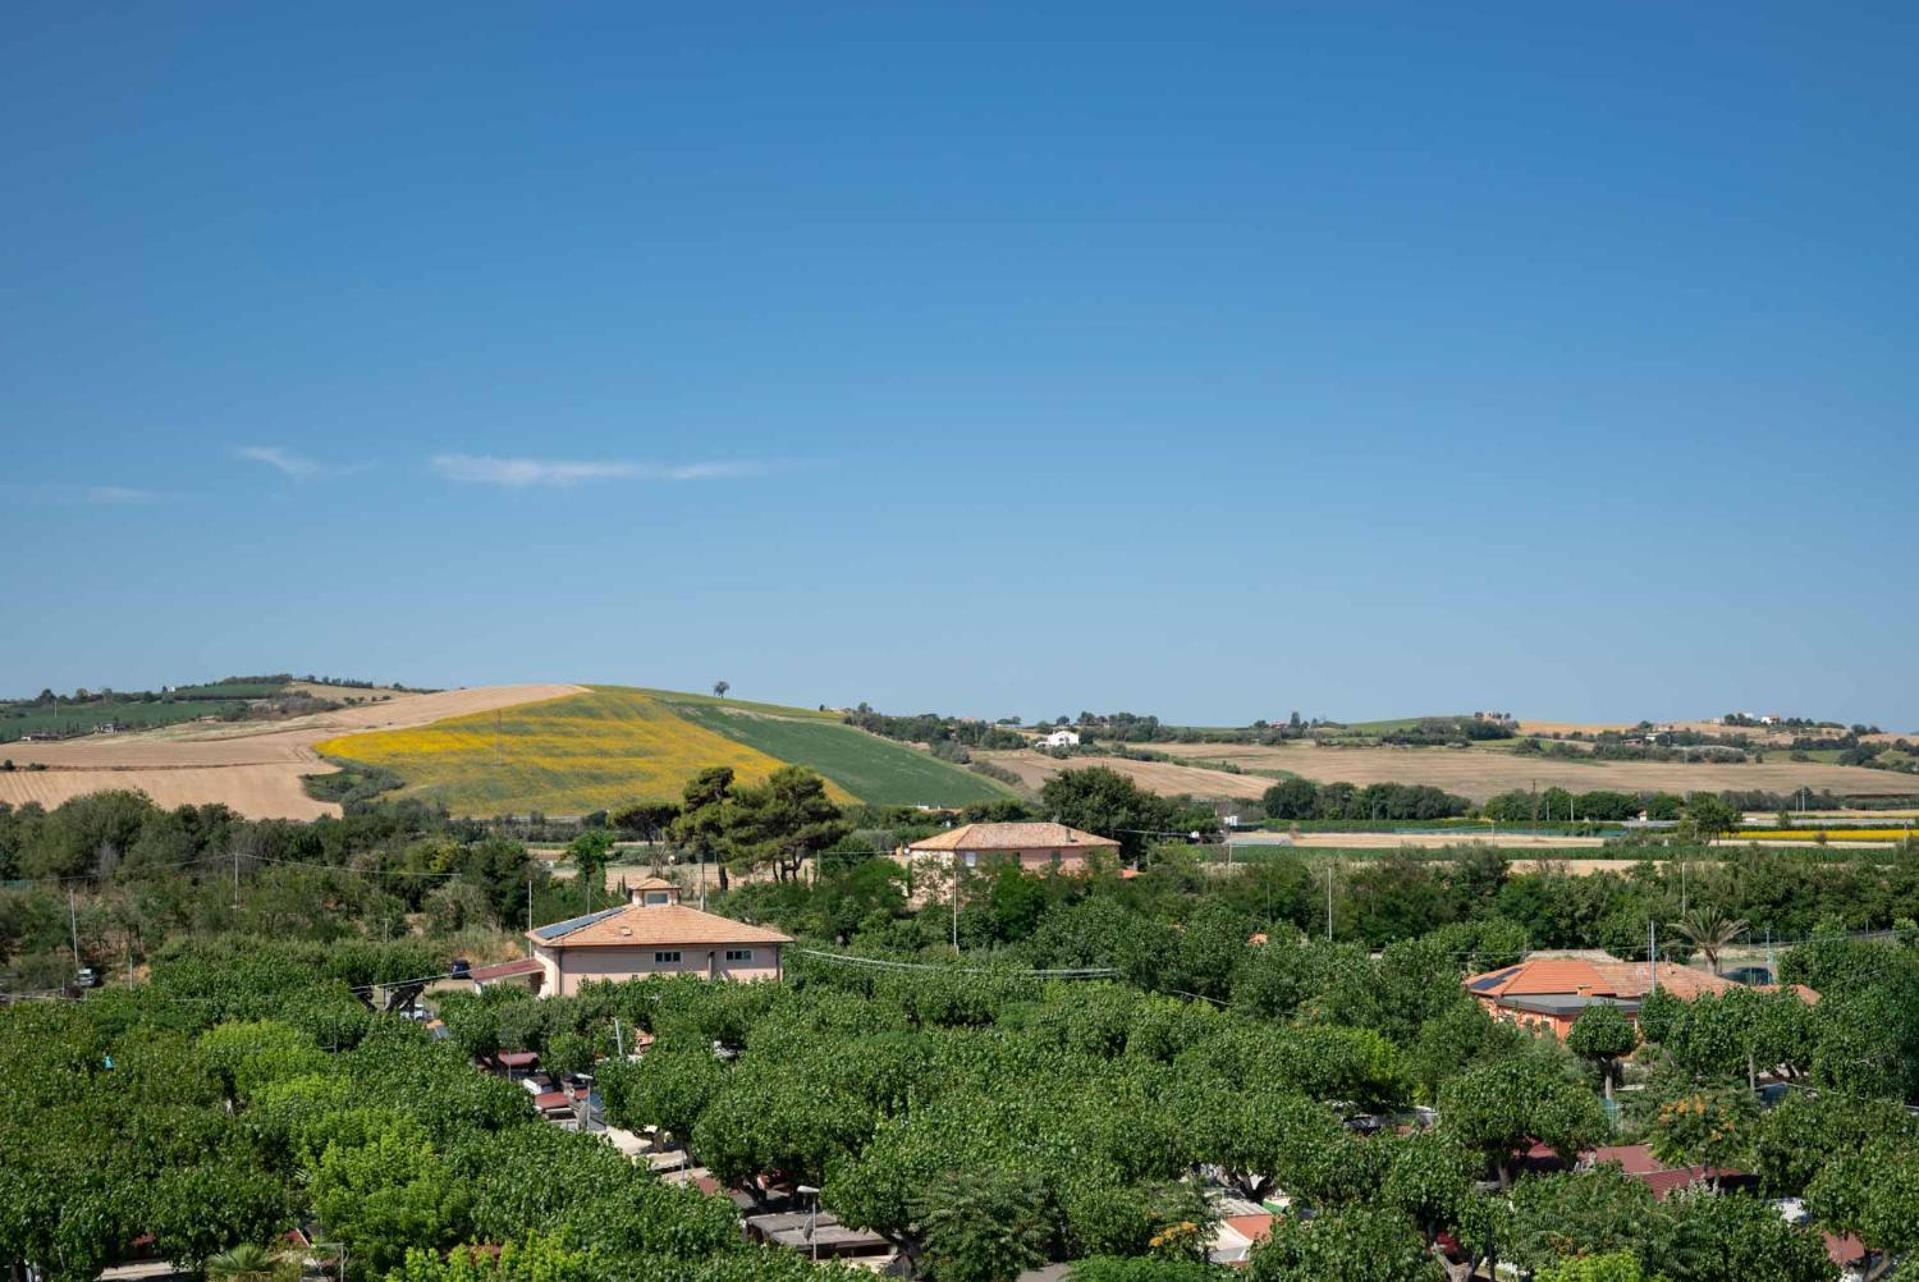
[976,750,1272,800]
[1516,720,1635,737]
[1141,741,1918,803]
[0,684,583,819]
[0,764,340,820]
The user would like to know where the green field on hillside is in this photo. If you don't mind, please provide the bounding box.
[656,698,1016,807]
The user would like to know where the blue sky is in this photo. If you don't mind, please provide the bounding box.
[3,2,1915,727]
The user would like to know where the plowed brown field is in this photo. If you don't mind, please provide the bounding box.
[1143,741,1915,803]
[975,750,1272,800]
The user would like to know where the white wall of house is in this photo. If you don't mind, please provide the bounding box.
[533,943,783,996]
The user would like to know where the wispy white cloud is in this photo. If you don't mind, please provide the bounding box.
[84,485,164,505]
[235,445,330,479]
[0,482,170,505]
[430,454,776,488]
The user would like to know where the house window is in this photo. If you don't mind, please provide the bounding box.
[725,949,754,963]
[653,951,682,964]
[962,851,978,868]
[644,892,671,905]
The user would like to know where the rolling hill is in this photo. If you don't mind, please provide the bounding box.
[315,685,1014,815]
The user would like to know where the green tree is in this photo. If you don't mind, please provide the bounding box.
[310,1125,465,1278]
[565,830,615,908]
[1647,1090,1757,1190]
[1808,1134,1919,1257]
[204,1244,296,1282]
[1039,768,1185,859]
[1248,1206,1442,1282]
[1668,907,1747,976]
[723,767,849,883]
[610,801,681,844]
[1504,1167,1657,1273]
[1677,794,1740,846]
[1566,1004,1637,1101]
[1537,1253,1644,1282]
[1439,1058,1606,1188]
[672,766,737,893]
[1652,1188,1833,1282]
[915,1166,1050,1282]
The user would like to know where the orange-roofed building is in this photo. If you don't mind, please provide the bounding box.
[901,821,1120,874]
[1463,955,1814,1040]
[527,881,792,996]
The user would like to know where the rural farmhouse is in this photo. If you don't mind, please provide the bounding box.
[527,878,792,996]
[900,821,1120,873]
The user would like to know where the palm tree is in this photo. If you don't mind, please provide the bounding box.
[1670,906,1749,975]
[205,1244,290,1282]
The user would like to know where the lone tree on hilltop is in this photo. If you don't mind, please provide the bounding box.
[713,680,730,699]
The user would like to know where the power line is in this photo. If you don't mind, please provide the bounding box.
[791,946,1117,979]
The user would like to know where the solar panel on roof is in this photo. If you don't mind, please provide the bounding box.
[1467,967,1518,992]
[532,906,625,941]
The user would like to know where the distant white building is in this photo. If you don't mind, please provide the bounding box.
[1038,729,1080,748]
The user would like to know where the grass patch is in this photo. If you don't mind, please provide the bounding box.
[663,701,1017,807]
[302,760,405,809]
[640,688,840,720]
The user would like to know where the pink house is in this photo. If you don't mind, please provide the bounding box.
[526,879,792,996]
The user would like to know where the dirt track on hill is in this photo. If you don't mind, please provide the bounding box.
[0,684,584,819]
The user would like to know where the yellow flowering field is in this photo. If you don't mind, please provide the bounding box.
[1742,827,1914,843]
[315,686,847,816]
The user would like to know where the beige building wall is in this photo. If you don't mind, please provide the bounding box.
[902,847,1093,874]
[534,943,783,996]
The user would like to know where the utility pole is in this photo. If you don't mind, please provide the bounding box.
[526,877,534,956]
[952,858,961,950]
[1325,862,1333,941]
[614,1017,625,1059]
[1649,918,1658,992]
[232,848,241,908]
[68,886,82,971]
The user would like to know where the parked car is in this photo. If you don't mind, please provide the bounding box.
[74,967,100,989]
[449,958,471,977]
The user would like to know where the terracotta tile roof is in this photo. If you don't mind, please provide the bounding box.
[529,902,791,949]
[1758,982,1823,1004]
[906,822,1120,852]
[627,875,678,892]
[1465,957,1744,1002]
[468,957,543,983]
[1824,1231,1867,1267]
[1586,1144,1665,1175]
